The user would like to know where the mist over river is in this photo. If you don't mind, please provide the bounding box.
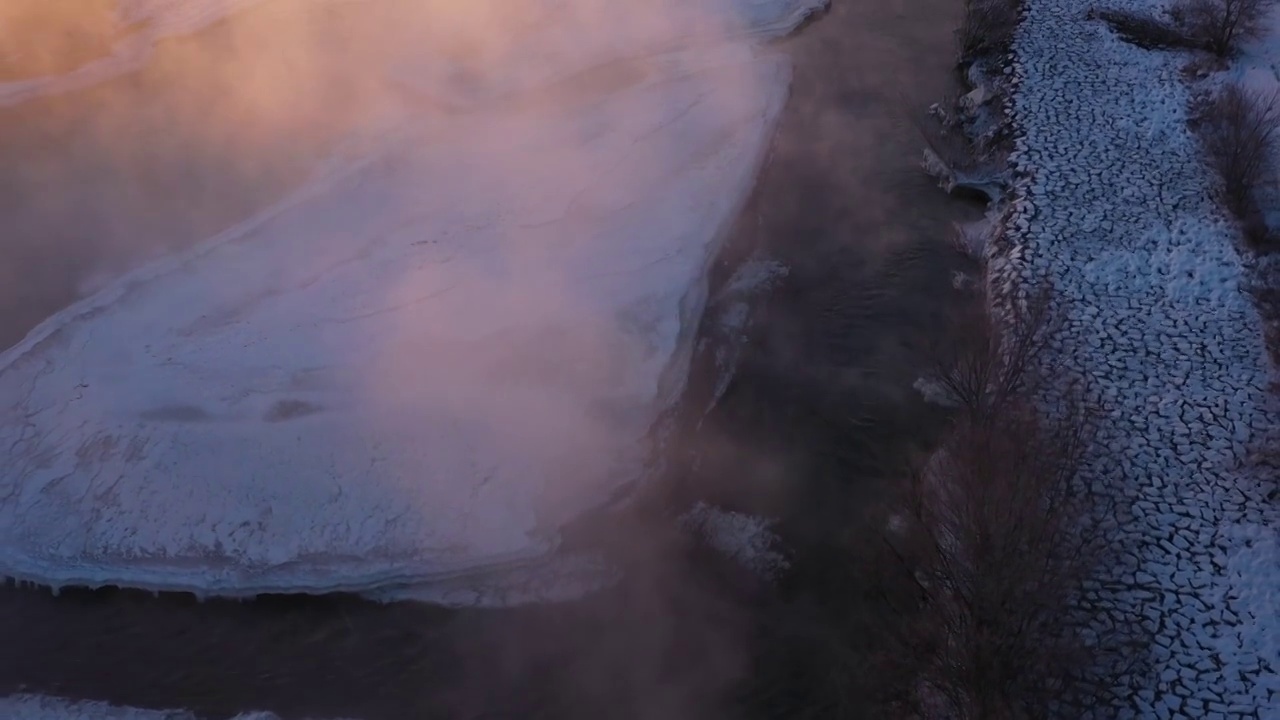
[0,0,979,717]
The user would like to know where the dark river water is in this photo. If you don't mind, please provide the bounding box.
[0,1,978,717]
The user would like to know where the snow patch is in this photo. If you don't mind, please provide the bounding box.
[681,501,789,579]
[913,376,960,408]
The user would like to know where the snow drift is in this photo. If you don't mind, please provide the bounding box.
[0,0,816,603]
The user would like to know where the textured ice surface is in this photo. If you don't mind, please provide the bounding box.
[0,43,792,600]
[0,696,193,720]
[0,695,350,720]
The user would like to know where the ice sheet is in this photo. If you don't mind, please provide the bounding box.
[388,0,827,109]
[0,46,791,600]
[0,0,272,107]
[0,695,349,720]
[0,0,824,108]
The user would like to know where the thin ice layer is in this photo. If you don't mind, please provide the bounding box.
[0,47,791,599]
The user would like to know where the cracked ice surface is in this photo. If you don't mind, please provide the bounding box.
[0,37,792,601]
[999,0,1280,714]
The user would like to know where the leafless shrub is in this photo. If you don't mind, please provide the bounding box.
[957,0,1020,64]
[1171,0,1278,57]
[1194,82,1280,246]
[875,288,1145,718]
[928,283,1059,418]
[881,397,1099,718]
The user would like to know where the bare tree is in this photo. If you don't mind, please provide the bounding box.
[957,0,1021,65]
[1172,0,1278,56]
[1094,0,1275,56]
[1194,81,1280,245]
[928,283,1059,418]
[886,396,1098,718]
[876,287,1144,718]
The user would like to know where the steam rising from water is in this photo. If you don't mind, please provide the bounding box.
[0,0,819,603]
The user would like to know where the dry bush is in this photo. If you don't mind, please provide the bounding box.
[743,286,1145,718]
[1195,82,1280,246]
[928,283,1058,417]
[957,0,1021,64]
[873,290,1141,718]
[1171,0,1278,57]
[1095,0,1275,56]
[881,399,1098,718]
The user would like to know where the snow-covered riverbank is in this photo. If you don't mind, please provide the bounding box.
[997,0,1280,714]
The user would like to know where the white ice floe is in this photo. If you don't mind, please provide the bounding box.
[0,695,357,720]
[0,0,799,604]
[0,695,192,720]
[1000,0,1280,714]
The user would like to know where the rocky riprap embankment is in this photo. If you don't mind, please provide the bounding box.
[989,0,1280,716]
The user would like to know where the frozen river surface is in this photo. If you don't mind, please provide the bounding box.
[0,0,824,604]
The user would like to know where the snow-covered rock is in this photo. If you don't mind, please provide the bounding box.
[1002,0,1280,713]
[0,32,793,601]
